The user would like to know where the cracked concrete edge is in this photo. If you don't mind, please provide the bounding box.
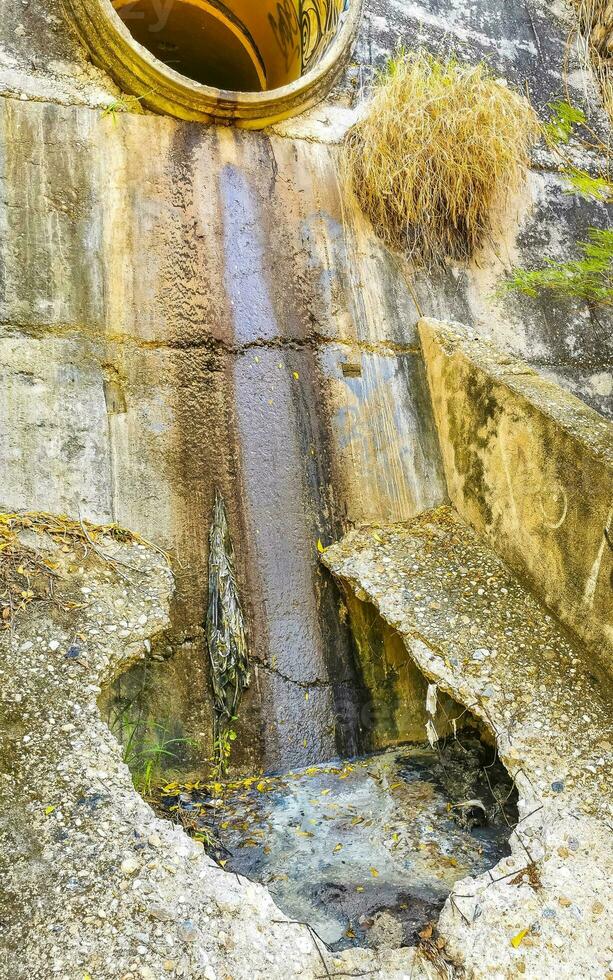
[321,549,612,980]
[419,318,613,461]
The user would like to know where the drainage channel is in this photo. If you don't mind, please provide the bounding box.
[114,497,518,954]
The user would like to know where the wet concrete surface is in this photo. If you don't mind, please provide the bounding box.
[157,734,516,950]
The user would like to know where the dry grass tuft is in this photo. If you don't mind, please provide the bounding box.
[572,0,613,117]
[345,51,540,265]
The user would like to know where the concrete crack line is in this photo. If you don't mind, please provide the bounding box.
[0,321,422,359]
[255,661,335,690]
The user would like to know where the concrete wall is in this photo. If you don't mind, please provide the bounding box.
[0,97,446,771]
[420,317,613,671]
[0,0,611,771]
[3,0,607,415]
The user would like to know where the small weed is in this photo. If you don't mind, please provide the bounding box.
[101,92,149,123]
[210,724,238,784]
[500,228,613,307]
[124,724,195,798]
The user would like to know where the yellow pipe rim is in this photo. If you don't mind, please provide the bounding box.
[61,0,363,128]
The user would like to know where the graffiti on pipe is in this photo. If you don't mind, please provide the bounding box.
[269,0,347,74]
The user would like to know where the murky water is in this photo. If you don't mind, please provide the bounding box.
[157,735,516,949]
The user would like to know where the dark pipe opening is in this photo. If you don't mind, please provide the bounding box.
[113,0,266,91]
[112,0,348,93]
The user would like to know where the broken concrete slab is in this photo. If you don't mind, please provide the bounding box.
[323,505,613,979]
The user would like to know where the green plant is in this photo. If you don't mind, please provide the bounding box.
[500,99,612,307]
[501,228,613,306]
[209,724,238,783]
[124,724,195,798]
[344,49,539,265]
[101,92,148,123]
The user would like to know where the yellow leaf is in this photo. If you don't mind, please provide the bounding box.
[317,539,324,554]
[293,371,300,380]
[511,928,529,948]
[304,692,309,701]
[356,885,364,893]
[333,843,343,853]
[218,859,227,867]
[370,867,379,877]
[256,781,267,792]
[44,805,55,816]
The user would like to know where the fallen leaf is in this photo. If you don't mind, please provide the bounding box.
[419,924,433,940]
[317,539,325,554]
[511,928,529,948]
[370,867,379,877]
[333,843,343,853]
